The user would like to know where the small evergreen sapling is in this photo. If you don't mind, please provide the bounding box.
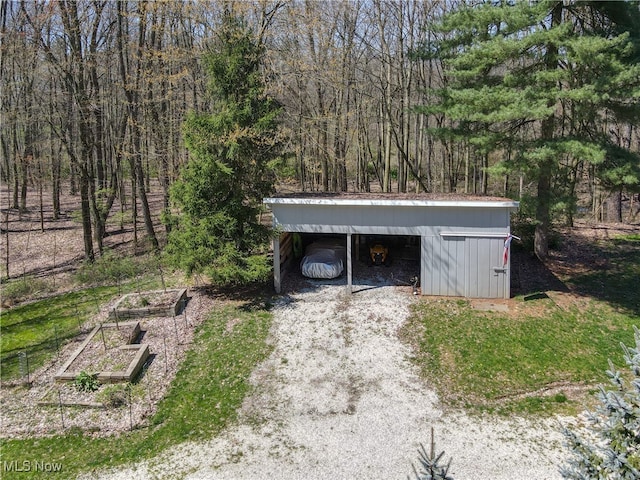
[409,428,455,480]
[561,326,640,479]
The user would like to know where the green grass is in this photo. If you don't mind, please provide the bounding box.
[401,230,640,415]
[1,286,121,382]
[567,234,640,316]
[1,276,55,305]
[405,297,637,414]
[0,301,272,479]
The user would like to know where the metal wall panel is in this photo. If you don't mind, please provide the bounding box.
[445,237,466,296]
[272,204,510,236]
[421,236,508,298]
[465,237,507,298]
[421,235,465,296]
[421,236,433,295]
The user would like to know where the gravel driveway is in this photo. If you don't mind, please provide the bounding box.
[83,280,567,480]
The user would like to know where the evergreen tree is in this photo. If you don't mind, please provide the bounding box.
[409,429,455,480]
[561,326,640,479]
[419,1,640,258]
[164,12,281,286]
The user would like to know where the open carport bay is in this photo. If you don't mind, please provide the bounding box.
[290,233,420,290]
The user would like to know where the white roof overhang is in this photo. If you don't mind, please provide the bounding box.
[264,197,520,210]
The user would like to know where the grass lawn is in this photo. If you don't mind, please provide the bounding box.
[1,286,122,382]
[402,231,640,414]
[404,297,636,414]
[0,301,272,479]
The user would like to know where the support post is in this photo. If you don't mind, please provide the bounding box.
[273,234,281,293]
[421,235,428,295]
[505,229,511,300]
[346,233,352,293]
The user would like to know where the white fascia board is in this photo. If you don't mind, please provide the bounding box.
[263,197,520,209]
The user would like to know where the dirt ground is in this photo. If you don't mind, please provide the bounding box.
[0,182,167,297]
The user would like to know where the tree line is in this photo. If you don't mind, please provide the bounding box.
[1,0,639,264]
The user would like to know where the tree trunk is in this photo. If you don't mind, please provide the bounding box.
[38,158,44,232]
[79,167,95,262]
[463,148,468,194]
[535,157,553,259]
[382,103,392,192]
[49,78,60,218]
[51,145,61,220]
[12,157,18,209]
[69,162,77,196]
[482,153,488,195]
[4,196,9,280]
[19,155,28,214]
[131,166,138,247]
[0,133,9,189]
[135,156,159,251]
[534,2,562,259]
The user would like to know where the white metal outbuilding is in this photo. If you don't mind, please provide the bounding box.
[264,194,519,299]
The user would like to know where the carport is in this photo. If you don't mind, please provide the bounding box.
[263,193,519,299]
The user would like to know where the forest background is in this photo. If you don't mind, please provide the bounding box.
[2,0,640,273]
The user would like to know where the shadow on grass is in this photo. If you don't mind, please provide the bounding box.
[512,232,640,316]
[1,334,76,383]
[0,287,120,383]
[191,281,274,312]
[566,236,640,316]
[510,245,570,297]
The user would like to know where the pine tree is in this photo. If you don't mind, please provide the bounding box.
[419,1,640,258]
[409,428,455,480]
[561,326,640,479]
[164,11,281,286]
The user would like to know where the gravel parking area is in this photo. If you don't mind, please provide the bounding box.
[83,278,567,480]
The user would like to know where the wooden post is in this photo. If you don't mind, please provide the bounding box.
[58,389,65,429]
[346,233,352,294]
[273,234,281,294]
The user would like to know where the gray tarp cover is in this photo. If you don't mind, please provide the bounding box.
[300,240,345,279]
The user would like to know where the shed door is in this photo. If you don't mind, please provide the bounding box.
[422,235,508,298]
[465,237,507,298]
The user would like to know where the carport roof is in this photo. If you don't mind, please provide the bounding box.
[264,192,519,209]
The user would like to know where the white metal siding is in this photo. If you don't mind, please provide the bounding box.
[444,237,466,296]
[422,236,465,296]
[272,204,510,236]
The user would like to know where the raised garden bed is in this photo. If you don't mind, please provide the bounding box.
[54,321,149,384]
[108,288,188,320]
